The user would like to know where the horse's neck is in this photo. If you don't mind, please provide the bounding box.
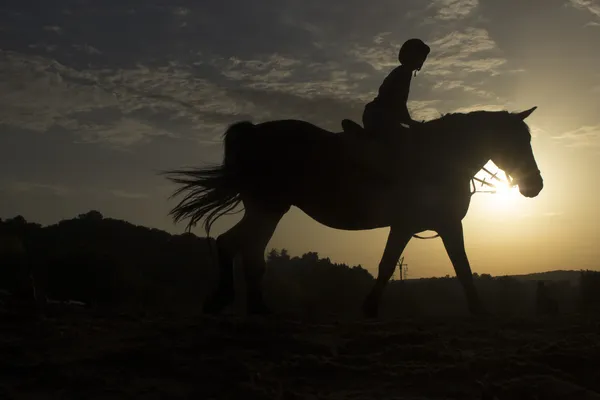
[422,122,491,179]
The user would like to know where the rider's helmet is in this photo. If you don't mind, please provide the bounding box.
[398,38,430,71]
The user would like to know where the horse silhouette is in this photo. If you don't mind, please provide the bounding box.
[165,107,543,318]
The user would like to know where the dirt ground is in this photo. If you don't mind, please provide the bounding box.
[2,308,600,399]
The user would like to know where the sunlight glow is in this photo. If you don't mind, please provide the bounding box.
[488,178,520,211]
[474,161,521,212]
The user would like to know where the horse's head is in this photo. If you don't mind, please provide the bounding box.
[489,107,543,198]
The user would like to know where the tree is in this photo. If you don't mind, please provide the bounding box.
[78,210,103,221]
[267,249,279,262]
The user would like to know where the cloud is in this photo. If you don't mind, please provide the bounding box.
[1,45,370,151]
[2,182,71,197]
[569,0,600,21]
[427,28,505,73]
[406,0,479,23]
[421,28,509,99]
[407,100,442,121]
[0,51,118,132]
[0,1,553,155]
[1,181,153,200]
[216,54,301,82]
[449,103,509,113]
[172,7,190,16]
[429,0,479,21]
[210,52,372,106]
[43,25,62,34]
[543,212,563,218]
[109,190,149,199]
[72,44,102,55]
[0,50,265,146]
[528,125,547,138]
[347,42,398,72]
[66,118,177,147]
[516,211,565,219]
[553,125,600,147]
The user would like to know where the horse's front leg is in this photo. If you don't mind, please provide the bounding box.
[363,227,413,319]
[438,221,486,316]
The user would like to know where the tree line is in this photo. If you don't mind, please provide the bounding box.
[1,211,599,318]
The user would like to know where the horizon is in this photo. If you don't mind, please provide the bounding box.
[2,0,599,279]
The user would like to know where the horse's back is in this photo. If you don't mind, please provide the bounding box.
[258,119,339,137]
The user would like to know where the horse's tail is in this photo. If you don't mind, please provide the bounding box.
[163,121,255,237]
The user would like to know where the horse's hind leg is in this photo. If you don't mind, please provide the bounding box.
[240,205,287,315]
[203,199,287,315]
[202,223,242,314]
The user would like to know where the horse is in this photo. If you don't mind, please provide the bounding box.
[164,106,543,318]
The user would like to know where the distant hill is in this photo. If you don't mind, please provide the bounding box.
[504,270,582,284]
[405,270,585,285]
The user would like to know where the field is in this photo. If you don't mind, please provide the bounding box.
[2,308,600,399]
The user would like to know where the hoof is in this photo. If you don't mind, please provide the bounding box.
[362,299,379,319]
[202,292,234,315]
[469,303,490,318]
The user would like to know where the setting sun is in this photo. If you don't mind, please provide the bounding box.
[489,179,520,211]
[473,162,521,212]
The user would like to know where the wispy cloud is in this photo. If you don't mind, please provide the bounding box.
[553,125,600,147]
[449,103,509,113]
[529,125,547,138]
[422,28,508,99]
[408,100,442,121]
[347,40,398,72]
[2,182,154,200]
[211,52,370,104]
[568,0,600,22]
[427,28,506,74]
[67,118,177,147]
[109,190,149,199]
[2,182,71,197]
[543,212,563,218]
[0,50,117,132]
[72,44,102,55]
[429,0,479,21]
[407,0,479,23]
[0,51,263,147]
[43,25,62,34]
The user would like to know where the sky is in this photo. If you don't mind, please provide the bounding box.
[1,0,599,278]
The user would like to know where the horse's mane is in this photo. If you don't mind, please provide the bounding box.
[429,110,511,125]
[422,110,528,138]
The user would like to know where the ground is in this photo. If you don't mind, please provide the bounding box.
[2,308,600,399]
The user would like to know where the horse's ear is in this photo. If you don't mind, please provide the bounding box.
[515,106,537,120]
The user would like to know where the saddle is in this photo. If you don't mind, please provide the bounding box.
[338,119,401,178]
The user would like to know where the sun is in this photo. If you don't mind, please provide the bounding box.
[491,179,520,207]
[474,162,520,211]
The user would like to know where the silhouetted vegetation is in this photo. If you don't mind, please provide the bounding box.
[1,212,598,318]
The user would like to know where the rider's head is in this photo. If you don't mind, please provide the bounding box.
[398,38,430,71]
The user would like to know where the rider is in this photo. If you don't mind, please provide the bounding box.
[362,38,430,140]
